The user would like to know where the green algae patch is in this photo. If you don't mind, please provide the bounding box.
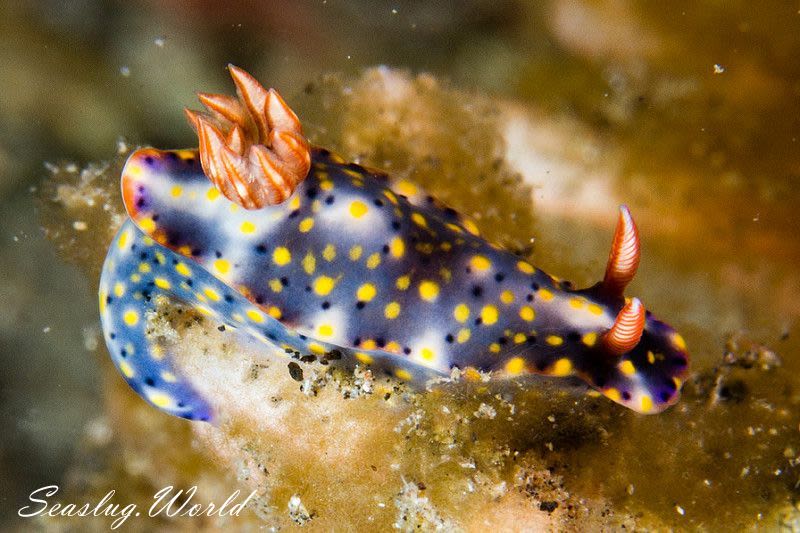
[37,67,800,530]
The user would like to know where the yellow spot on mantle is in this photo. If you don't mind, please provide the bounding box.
[385,341,402,353]
[204,287,220,301]
[505,357,525,375]
[117,230,130,250]
[214,259,231,275]
[419,280,440,302]
[517,261,534,274]
[175,262,191,277]
[170,185,183,197]
[349,245,363,261]
[384,302,401,319]
[500,290,515,304]
[605,388,621,402]
[551,358,572,376]
[148,392,173,409]
[395,180,418,197]
[587,303,604,315]
[582,332,598,347]
[313,276,337,296]
[383,190,399,205]
[206,187,220,201]
[123,310,139,326]
[672,333,687,351]
[355,352,373,365]
[569,297,585,309]
[480,305,499,326]
[309,343,326,355]
[273,247,291,266]
[113,282,126,297]
[396,275,410,290]
[318,324,334,337]
[454,303,470,323]
[411,212,427,228]
[619,360,636,376]
[322,244,336,262]
[154,278,171,290]
[299,217,314,233]
[640,394,654,413]
[361,339,377,350]
[519,306,535,322]
[538,289,554,302]
[349,200,369,218]
[366,252,381,269]
[99,290,108,313]
[456,328,471,343]
[420,348,435,361]
[389,237,405,258]
[546,335,563,346]
[247,309,265,323]
[302,252,316,275]
[138,217,156,233]
[470,255,491,271]
[462,219,480,236]
[119,361,134,378]
[395,368,412,381]
[357,283,377,302]
[269,278,283,293]
[240,221,256,234]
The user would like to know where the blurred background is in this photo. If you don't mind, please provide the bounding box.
[1,0,799,526]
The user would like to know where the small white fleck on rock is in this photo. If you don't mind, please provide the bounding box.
[713,64,725,74]
[73,221,88,231]
[676,505,685,516]
[288,495,312,525]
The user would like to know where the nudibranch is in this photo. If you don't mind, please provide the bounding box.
[98,65,688,422]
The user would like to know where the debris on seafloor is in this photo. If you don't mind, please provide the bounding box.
[37,67,800,530]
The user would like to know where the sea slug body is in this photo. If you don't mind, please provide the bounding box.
[98,66,689,422]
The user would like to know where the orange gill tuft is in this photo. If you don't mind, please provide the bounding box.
[185,65,311,209]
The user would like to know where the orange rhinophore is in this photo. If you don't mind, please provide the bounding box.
[603,297,646,356]
[184,65,311,209]
[603,205,640,298]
